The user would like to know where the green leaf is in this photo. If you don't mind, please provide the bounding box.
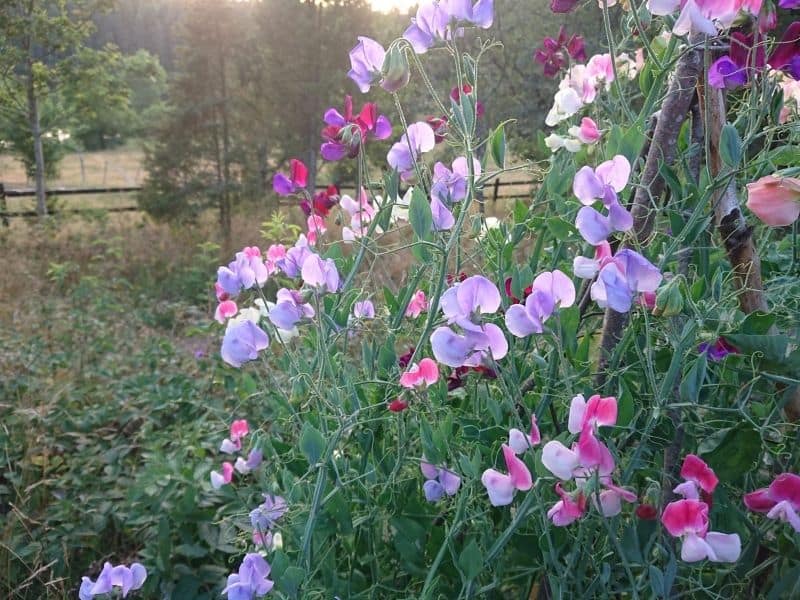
[489,123,506,168]
[679,353,707,402]
[458,539,484,580]
[546,216,577,241]
[699,424,760,481]
[740,312,776,335]
[725,334,788,363]
[409,187,433,240]
[649,566,664,598]
[384,167,399,202]
[299,422,326,465]
[720,123,742,168]
[767,145,799,167]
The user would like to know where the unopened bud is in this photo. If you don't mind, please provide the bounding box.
[381,45,410,93]
[653,276,684,317]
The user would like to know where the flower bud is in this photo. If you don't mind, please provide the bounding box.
[653,276,684,317]
[388,398,409,412]
[381,45,410,93]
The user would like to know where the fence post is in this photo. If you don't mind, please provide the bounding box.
[492,179,500,203]
[0,183,8,227]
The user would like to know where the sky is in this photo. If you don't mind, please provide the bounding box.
[369,0,418,13]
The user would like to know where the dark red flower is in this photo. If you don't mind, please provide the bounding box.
[426,115,448,143]
[300,184,339,218]
[635,504,658,520]
[550,0,580,14]
[388,399,409,412]
[504,277,534,305]
[398,347,416,370]
[321,96,392,161]
[534,26,586,78]
[450,84,485,118]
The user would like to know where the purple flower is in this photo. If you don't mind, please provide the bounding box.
[217,247,269,298]
[277,235,313,278]
[268,288,315,331]
[430,195,456,231]
[321,96,392,161]
[431,275,508,367]
[235,449,263,474]
[221,319,270,368]
[505,270,576,337]
[768,23,800,78]
[421,459,461,502]
[534,26,586,78]
[80,562,147,600]
[779,0,800,8]
[301,254,340,293]
[447,0,494,28]
[572,155,633,245]
[403,1,451,54]
[431,157,481,203]
[574,243,662,313]
[272,159,308,196]
[348,36,386,93]
[387,122,436,181]
[250,495,288,532]
[709,56,748,89]
[353,300,376,319]
[698,338,738,361]
[222,553,274,600]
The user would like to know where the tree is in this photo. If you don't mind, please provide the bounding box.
[0,0,113,215]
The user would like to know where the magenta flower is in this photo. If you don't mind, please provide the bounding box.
[272,159,308,196]
[505,270,576,337]
[508,413,542,454]
[662,499,741,562]
[211,461,234,489]
[222,553,274,599]
[221,419,250,453]
[300,185,339,219]
[399,358,439,389]
[574,242,663,313]
[744,473,800,532]
[534,26,586,78]
[698,337,738,361]
[268,288,315,331]
[548,483,587,526]
[405,290,429,318]
[672,454,719,501]
[768,22,800,80]
[430,275,508,367]
[421,459,461,502]
[321,96,392,161]
[215,300,238,324]
[550,0,579,13]
[572,155,633,245]
[481,443,533,506]
[217,247,270,298]
[79,562,147,600]
[221,320,269,368]
[387,122,436,181]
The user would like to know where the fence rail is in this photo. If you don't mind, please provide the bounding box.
[0,179,535,225]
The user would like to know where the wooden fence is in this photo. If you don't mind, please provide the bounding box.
[0,179,534,226]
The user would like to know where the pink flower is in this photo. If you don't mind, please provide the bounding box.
[672,454,718,500]
[744,473,800,532]
[301,254,340,293]
[265,244,287,275]
[567,393,618,434]
[586,53,615,88]
[210,461,234,489]
[387,122,436,181]
[306,215,327,246]
[661,499,741,562]
[273,159,308,196]
[399,358,439,389]
[547,483,587,526]
[215,300,238,324]
[481,444,533,506]
[746,175,800,227]
[341,188,377,242]
[575,117,600,144]
[405,290,429,318]
[508,414,541,454]
[321,96,392,161]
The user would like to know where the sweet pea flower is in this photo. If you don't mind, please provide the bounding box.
[661,499,741,562]
[744,473,800,532]
[421,459,461,502]
[450,84,485,119]
[481,443,533,506]
[215,300,239,324]
[585,53,615,89]
[505,270,576,337]
[254,299,300,343]
[222,553,274,599]
[265,244,287,275]
[276,235,313,279]
[547,483,587,526]
[220,420,250,453]
[574,242,663,313]
[221,319,269,368]
[388,398,409,412]
[508,414,542,454]
[272,159,308,196]
[79,562,147,600]
[217,247,270,298]
[250,495,288,532]
[211,461,234,489]
[768,22,800,79]
[573,117,601,143]
[534,26,587,78]
[550,0,580,12]
[300,185,339,219]
[235,449,263,475]
[348,36,386,93]
[430,276,508,367]
[431,157,481,204]
[306,214,327,246]
[573,155,633,245]
[387,122,436,181]
[404,0,493,55]
[698,337,738,361]
[447,0,494,28]
[341,188,378,242]
[268,288,315,331]
[647,0,743,36]
[567,393,618,434]
[746,175,800,226]
[301,254,340,293]
[672,454,719,500]
[352,300,376,319]
[405,289,429,318]
[321,96,392,161]
[399,358,440,389]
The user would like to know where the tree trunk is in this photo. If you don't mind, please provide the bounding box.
[216,20,233,255]
[27,72,47,217]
